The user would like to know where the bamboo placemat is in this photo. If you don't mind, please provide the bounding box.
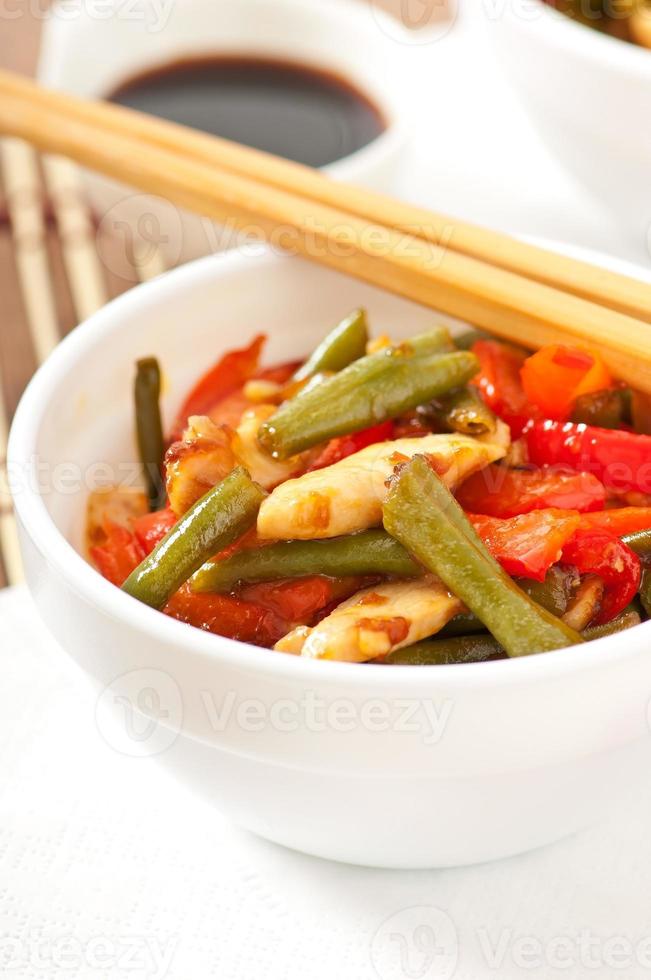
[0,137,169,588]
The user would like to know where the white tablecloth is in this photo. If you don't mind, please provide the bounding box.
[4,584,651,980]
[4,9,651,979]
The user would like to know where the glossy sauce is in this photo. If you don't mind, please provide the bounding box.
[110,57,386,168]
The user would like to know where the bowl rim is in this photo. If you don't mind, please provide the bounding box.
[9,244,651,690]
[505,0,651,78]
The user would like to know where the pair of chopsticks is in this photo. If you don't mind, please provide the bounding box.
[1,67,651,394]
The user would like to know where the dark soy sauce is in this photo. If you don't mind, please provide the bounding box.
[110,57,386,168]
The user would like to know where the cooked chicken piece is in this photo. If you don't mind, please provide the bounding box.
[231,405,304,490]
[86,486,148,549]
[257,430,509,541]
[165,415,236,516]
[275,576,463,663]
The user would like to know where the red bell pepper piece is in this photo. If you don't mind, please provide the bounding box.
[456,464,605,518]
[525,421,651,494]
[164,583,289,647]
[241,576,337,624]
[520,344,612,422]
[173,334,266,436]
[90,521,145,587]
[561,529,641,624]
[307,421,395,471]
[578,507,651,537]
[471,340,533,437]
[469,509,581,581]
[133,507,177,555]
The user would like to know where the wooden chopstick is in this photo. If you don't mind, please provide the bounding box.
[3,67,651,324]
[2,74,651,395]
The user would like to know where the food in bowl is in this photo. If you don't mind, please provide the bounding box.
[543,0,651,46]
[87,309,651,664]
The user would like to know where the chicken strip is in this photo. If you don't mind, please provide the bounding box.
[258,427,509,541]
[275,576,463,662]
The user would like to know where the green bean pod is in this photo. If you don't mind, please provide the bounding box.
[640,569,651,618]
[383,456,583,657]
[259,342,477,459]
[452,328,489,351]
[436,386,497,436]
[440,567,575,636]
[292,309,369,382]
[622,528,651,558]
[570,388,630,429]
[383,634,504,666]
[191,529,420,593]
[122,467,266,609]
[134,357,166,511]
[583,607,642,639]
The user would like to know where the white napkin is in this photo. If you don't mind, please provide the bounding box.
[3,584,651,980]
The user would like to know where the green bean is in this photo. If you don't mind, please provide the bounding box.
[435,386,497,436]
[388,604,643,664]
[258,340,474,460]
[570,388,630,429]
[438,610,485,637]
[453,328,489,351]
[520,567,576,618]
[134,357,166,511]
[622,528,651,557]
[191,529,420,593]
[640,569,651,618]
[383,456,583,657]
[440,567,575,636]
[122,467,266,609]
[583,607,642,639]
[292,309,369,382]
[383,634,504,665]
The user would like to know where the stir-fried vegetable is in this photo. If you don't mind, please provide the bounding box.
[134,357,166,511]
[383,634,504,666]
[457,465,606,517]
[192,529,420,593]
[525,421,651,494]
[434,386,497,436]
[173,334,265,436]
[383,456,583,656]
[520,344,612,422]
[471,339,531,437]
[561,529,641,625]
[122,467,266,609]
[89,318,651,663]
[469,509,581,581]
[291,309,369,381]
[258,330,468,458]
[571,388,630,429]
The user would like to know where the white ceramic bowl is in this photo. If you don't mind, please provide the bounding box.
[38,0,411,265]
[9,245,651,869]
[485,0,651,248]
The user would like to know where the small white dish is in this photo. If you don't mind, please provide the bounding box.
[38,0,412,265]
[9,243,651,869]
[484,0,651,248]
